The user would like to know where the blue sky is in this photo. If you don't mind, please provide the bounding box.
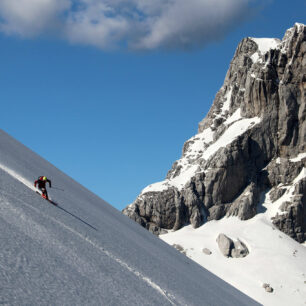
[1,0,305,210]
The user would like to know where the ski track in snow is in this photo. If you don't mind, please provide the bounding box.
[0,164,36,192]
[0,164,180,306]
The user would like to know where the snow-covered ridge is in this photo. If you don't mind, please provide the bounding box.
[250,37,280,54]
[249,37,281,63]
[294,22,305,31]
[249,23,305,63]
[142,111,261,194]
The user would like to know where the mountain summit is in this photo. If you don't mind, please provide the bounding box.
[123,23,306,242]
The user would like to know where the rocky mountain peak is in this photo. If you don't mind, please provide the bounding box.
[123,24,306,242]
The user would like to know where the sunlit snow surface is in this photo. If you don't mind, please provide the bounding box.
[250,38,280,54]
[249,37,281,63]
[0,130,259,305]
[161,168,306,306]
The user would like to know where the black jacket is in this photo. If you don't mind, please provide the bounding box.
[34,177,51,189]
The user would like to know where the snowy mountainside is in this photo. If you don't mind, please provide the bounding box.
[0,130,258,305]
[123,23,306,306]
[160,171,306,306]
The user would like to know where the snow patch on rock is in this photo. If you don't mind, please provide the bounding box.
[251,38,280,54]
[202,116,261,160]
[290,153,306,163]
[249,37,280,63]
[142,114,261,194]
[263,167,306,218]
[221,87,233,114]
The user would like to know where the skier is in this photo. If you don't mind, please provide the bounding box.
[34,176,52,200]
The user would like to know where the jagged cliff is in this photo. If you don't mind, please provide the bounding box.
[123,23,306,243]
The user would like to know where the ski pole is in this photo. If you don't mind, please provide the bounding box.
[52,186,64,191]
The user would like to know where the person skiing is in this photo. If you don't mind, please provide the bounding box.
[34,176,51,200]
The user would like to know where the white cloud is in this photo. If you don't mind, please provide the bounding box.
[0,0,257,50]
[65,1,130,49]
[0,0,70,37]
[132,0,250,49]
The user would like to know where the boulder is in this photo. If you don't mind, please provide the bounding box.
[216,234,249,258]
[202,248,212,255]
[262,283,274,293]
[216,234,234,257]
[232,240,249,258]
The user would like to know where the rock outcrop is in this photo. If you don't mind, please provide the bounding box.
[123,23,306,242]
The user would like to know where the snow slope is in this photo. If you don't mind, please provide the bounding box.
[161,168,306,306]
[0,130,259,305]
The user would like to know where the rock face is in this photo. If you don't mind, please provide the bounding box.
[272,176,306,243]
[123,23,306,242]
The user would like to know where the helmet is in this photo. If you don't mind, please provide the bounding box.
[43,176,47,181]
